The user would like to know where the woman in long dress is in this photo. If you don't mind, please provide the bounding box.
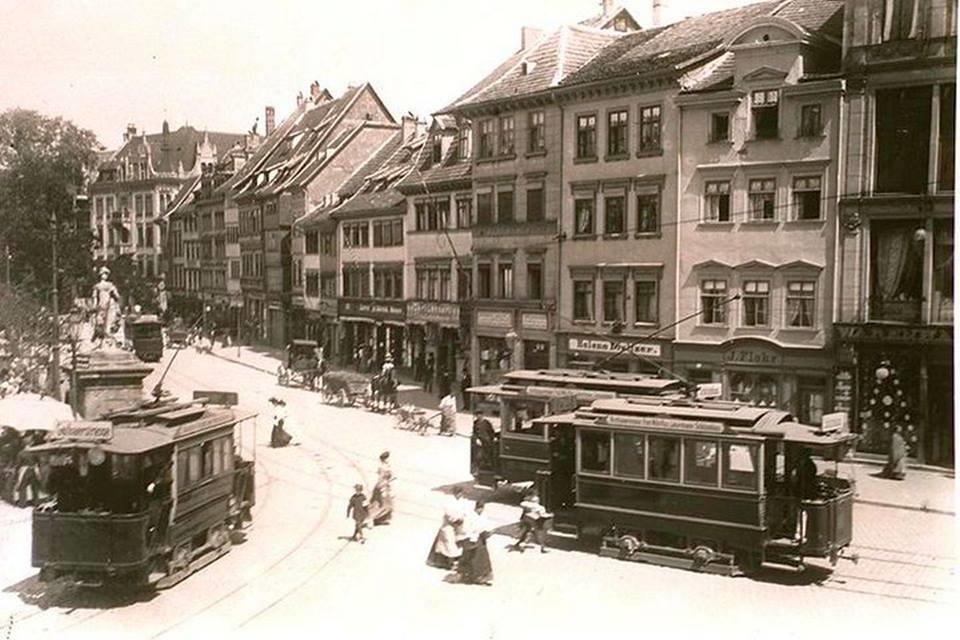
[458,501,493,585]
[369,451,394,525]
[426,487,467,569]
[269,398,293,447]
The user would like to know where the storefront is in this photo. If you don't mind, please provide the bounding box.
[558,334,673,375]
[471,307,555,384]
[407,301,463,388]
[834,323,953,466]
[674,338,833,426]
[338,299,406,372]
[303,299,339,361]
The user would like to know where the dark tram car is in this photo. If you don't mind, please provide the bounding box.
[536,396,856,575]
[126,314,164,362]
[26,400,256,588]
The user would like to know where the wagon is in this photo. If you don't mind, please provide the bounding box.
[276,340,324,390]
[321,370,371,406]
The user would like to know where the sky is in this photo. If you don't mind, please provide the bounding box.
[0,0,762,149]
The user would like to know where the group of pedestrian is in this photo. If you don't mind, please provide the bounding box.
[345,451,395,544]
[426,486,493,585]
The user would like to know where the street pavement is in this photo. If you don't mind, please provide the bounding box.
[0,346,956,639]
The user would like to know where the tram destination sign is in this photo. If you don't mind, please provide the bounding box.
[54,420,113,442]
[605,415,725,433]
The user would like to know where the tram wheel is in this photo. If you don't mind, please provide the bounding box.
[691,545,715,570]
[210,524,230,550]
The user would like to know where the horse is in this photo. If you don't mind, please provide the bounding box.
[369,372,398,413]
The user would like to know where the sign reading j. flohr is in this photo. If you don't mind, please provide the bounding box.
[567,337,662,358]
[54,421,113,442]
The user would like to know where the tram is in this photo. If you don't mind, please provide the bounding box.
[468,369,685,487]
[25,395,256,589]
[532,396,856,574]
[126,314,164,362]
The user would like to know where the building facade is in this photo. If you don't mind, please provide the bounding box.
[834,0,955,464]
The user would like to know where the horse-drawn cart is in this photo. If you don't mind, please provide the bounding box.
[321,370,371,406]
[277,339,324,391]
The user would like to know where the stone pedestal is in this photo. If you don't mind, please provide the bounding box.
[66,345,153,419]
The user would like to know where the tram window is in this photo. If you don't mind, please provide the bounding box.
[684,440,718,486]
[212,440,223,475]
[722,443,759,490]
[580,430,611,474]
[110,454,137,481]
[188,447,202,483]
[202,441,216,478]
[648,436,680,482]
[613,432,645,478]
[177,450,189,487]
[223,436,234,472]
[509,404,546,437]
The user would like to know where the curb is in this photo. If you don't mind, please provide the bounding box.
[853,498,955,516]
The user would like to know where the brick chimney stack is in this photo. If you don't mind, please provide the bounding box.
[123,123,137,142]
[265,106,276,136]
[521,26,544,49]
[401,113,422,141]
[310,81,322,101]
[652,0,664,27]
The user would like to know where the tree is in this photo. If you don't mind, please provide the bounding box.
[0,283,55,397]
[0,109,101,308]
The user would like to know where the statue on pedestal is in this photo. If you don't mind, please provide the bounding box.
[91,266,121,349]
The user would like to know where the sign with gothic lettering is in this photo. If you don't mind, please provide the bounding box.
[567,337,662,358]
[339,299,406,321]
[408,301,460,326]
[834,323,952,345]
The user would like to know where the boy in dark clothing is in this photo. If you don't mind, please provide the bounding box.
[347,483,369,543]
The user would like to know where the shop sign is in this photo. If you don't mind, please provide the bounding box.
[408,301,460,326]
[722,345,782,367]
[521,313,548,331]
[318,298,338,317]
[567,337,662,358]
[339,299,406,321]
[54,421,112,442]
[832,369,854,416]
[820,412,849,434]
[834,323,952,345]
[477,310,513,329]
[696,383,723,400]
[605,415,725,433]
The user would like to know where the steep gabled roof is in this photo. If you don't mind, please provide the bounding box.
[332,131,426,219]
[440,24,622,112]
[396,132,471,194]
[578,4,640,31]
[159,174,201,222]
[106,126,245,177]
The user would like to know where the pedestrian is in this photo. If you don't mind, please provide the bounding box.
[424,353,435,393]
[459,367,472,411]
[427,486,468,570]
[512,492,551,553]
[15,452,40,508]
[472,411,498,472]
[269,397,293,448]
[457,500,494,585]
[347,483,369,543]
[369,451,394,525]
[438,370,451,399]
[883,428,907,480]
[438,391,458,436]
[415,351,425,383]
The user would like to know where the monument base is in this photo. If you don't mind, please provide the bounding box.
[66,345,153,419]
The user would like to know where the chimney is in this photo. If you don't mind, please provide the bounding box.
[265,106,276,136]
[401,112,420,141]
[521,26,544,50]
[652,0,664,28]
[310,81,322,101]
[124,123,137,142]
[296,91,305,109]
[602,0,614,16]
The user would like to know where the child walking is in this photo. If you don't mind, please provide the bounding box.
[347,483,370,543]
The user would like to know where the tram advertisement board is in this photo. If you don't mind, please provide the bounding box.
[54,420,113,442]
[606,415,725,433]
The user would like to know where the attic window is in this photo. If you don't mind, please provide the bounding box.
[613,16,628,32]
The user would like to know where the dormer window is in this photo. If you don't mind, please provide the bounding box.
[431,138,443,164]
[751,89,779,139]
[613,16,628,32]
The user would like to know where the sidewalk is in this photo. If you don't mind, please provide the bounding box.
[207,344,955,515]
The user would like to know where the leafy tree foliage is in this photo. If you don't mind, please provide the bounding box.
[0,109,101,306]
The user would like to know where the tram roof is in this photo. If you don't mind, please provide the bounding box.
[503,369,683,390]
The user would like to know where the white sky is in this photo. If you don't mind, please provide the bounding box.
[0,0,760,149]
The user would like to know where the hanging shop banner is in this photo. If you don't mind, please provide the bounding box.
[567,337,661,358]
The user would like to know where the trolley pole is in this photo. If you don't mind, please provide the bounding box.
[50,210,61,401]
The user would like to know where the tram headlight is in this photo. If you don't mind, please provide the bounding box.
[88,446,106,466]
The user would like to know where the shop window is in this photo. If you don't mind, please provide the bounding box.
[751,89,779,139]
[709,112,729,143]
[604,195,625,234]
[648,436,680,482]
[576,114,597,159]
[730,372,779,407]
[703,181,730,222]
[748,179,776,221]
[786,280,816,327]
[742,280,770,327]
[527,262,543,300]
[614,432,645,478]
[607,109,629,157]
[602,280,625,323]
[634,280,658,324]
[497,190,514,224]
[700,279,727,325]
[721,443,758,490]
[639,105,661,152]
[684,440,718,486]
[573,279,594,321]
[526,187,544,222]
[869,219,924,322]
[934,219,954,323]
[938,84,955,191]
[875,86,932,194]
[799,104,823,137]
[580,430,611,474]
[636,192,659,233]
[477,263,492,299]
[574,198,594,235]
[792,176,822,220]
[797,377,826,425]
